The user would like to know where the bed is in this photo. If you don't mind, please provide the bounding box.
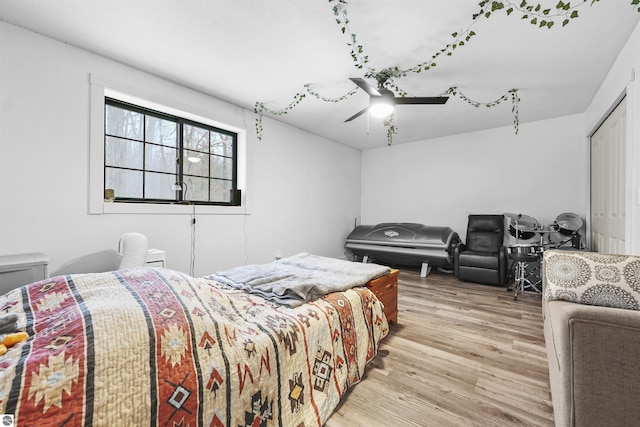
[0,254,390,426]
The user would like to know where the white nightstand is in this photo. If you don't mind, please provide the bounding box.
[0,253,49,294]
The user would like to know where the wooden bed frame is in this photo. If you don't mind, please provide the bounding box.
[366,269,399,323]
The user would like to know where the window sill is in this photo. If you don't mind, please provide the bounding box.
[99,202,248,215]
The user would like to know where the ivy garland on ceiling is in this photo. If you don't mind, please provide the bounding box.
[255,0,640,145]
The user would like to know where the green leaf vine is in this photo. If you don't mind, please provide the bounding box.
[254,85,358,140]
[478,0,640,28]
[443,87,521,134]
[383,114,397,146]
[331,0,369,69]
[255,0,639,144]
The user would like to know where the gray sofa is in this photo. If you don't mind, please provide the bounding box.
[542,250,640,427]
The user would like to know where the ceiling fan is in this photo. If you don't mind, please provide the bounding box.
[345,74,449,122]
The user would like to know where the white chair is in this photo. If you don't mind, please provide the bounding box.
[117,232,148,269]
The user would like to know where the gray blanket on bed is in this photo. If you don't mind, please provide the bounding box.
[208,252,391,307]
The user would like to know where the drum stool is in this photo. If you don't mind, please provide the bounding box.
[508,252,542,300]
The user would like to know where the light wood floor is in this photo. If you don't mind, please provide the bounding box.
[326,269,554,427]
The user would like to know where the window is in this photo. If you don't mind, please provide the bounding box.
[104,98,239,206]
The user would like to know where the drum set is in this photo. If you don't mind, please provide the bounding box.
[505,212,584,300]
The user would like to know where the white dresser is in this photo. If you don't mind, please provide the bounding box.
[0,253,49,295]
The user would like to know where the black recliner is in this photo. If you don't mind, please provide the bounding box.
[454,214,508,286]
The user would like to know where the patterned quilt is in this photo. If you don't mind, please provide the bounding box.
[0,268,388,426]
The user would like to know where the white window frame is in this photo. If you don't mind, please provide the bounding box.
[89,73,248,215]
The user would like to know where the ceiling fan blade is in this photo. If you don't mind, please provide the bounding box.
[349,78,381,97]
[394,96,449,105]
[344,106,369,122]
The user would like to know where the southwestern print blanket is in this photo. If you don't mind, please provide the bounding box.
[0,268,388,426]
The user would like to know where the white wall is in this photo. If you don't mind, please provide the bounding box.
[0,22,361,276]
[584,20,640,254]
[360,19,640,253]
[361,114,587,240]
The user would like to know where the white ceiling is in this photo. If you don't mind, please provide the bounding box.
[1,0,638,150]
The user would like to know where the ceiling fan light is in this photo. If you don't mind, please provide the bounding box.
[369,101,394,118]
[369,90,395,118]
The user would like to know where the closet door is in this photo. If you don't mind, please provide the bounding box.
[590,97,626,254]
